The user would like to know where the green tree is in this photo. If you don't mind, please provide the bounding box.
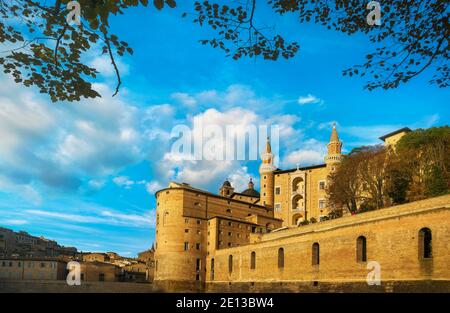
[0,0,448,102]
[425,165,449,197]
[385,162,411,205]
[396,126,450,201]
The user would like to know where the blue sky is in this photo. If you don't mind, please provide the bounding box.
[0,3,448,256]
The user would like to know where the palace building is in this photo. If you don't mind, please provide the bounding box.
[153,126,450,292]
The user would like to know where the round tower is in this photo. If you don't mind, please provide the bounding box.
[259,137,276,207]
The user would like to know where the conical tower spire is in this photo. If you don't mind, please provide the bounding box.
[330,122,340,142]
[265,136,272,153]
[325,123,343,166]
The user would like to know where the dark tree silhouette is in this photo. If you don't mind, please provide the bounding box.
[0,0,448,102]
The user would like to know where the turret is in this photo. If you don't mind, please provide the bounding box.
[325,123,343,167]
[259,137,276,207]
[219,179,234,197]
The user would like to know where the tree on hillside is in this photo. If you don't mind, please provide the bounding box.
[0,0,448,102]
[396,126,450,200]
[328,126,450,217]
[357,145,390,209]
[327,149,364,216]
[385,157,412,205]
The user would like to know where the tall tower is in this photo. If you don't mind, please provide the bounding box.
[325,123,343,167]
[259,137,276,207]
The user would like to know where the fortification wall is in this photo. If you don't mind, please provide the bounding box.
[206,195,450,292]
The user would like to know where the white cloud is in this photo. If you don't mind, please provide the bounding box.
[0,75,144,200]
[145,181,163,194]
[171,92,197,107]
[298,94,323,105]
[113,176,135,189]
[88,56,130,78]
[25,207,155,228]
[0,219,29,226]
[282,139,327,168]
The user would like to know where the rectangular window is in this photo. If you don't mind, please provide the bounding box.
[196,258,201,271]
[319,199,326,209]
[275,187,281,195]
[184,242,189,251]
[319,181,326,190]
[275,203,281,212]
[196,243,200,250]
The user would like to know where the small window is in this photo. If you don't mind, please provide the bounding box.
[275,187,281,195]
[318,199,326,209]
[419,228,432,259]
[196,258,201,271]
[250,251,256,269]
[356,236,367,262]
[196,243,200,250]
[185,229,189,233]
[228,232,232,236]
[210,258,215,281]
[278,248,284,268]
[274,203,281,212]
[184,242,189,251]
[228,255,233,273]
[312,243,320,265]
[319,181,326,190]
[99,273,105,281]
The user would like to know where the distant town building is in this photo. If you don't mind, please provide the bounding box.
[79,261,121,282]
[0,227,77,258]
[0,258,67,281]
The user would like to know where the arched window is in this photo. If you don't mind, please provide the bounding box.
[210,258,215,281]
[356,236,367,262]
[292,194,304,211]
[292,176,304,193]
[278,248,284,269]
[312,243,320,266]
[419,228,432,259]
[250,251,256,269]
[228,255,233,274]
